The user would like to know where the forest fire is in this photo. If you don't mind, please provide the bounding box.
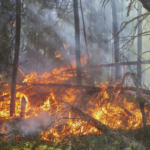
[1,0,150,148]
[0,63,150,142]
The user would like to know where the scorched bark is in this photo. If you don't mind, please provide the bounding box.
[10,0,21,116]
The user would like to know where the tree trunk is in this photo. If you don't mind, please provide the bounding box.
[73,0,82,85]
[120,1,125,78]
[55,0,59,16]
[137,2,142,85]
[10,0,21,116]
[80,0,94,86]
[111,0,121,81]
[139,98,147,135]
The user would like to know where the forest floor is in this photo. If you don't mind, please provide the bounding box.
[0,125,150,150]
[1,73,150,150]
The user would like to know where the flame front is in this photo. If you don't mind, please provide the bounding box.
[0,60,150,142]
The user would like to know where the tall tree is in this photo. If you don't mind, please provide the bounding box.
[73,0,81,85]
[10,0,21,116]
[137,2,142,85]
[111,0,121,80]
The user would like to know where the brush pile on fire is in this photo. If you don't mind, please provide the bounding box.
[0,58,150,149]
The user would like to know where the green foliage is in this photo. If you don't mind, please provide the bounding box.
[0,140,62,150]
[0,129,148,150]
[55,133,135,150]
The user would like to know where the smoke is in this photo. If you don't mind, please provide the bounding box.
[18,0,150,84]
[18,112,56,134]
[0,111,67,136]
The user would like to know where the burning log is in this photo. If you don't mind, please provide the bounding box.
[1,83,150,96]
[51,99,146,150]
[70,105,109,133]
[12,83,150,96]
[56,98,109,133]
[20,96,26,118]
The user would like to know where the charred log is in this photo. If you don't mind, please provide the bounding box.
[20,96,26,118]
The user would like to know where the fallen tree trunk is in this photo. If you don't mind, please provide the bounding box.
[55,99,146,150]
[1,83,150,97]
[57,98,109,133]
[0,83,150,100]
[17,83,150,96]
[71,104,109,133]
[82,60,150,68]
[1,82,101,90]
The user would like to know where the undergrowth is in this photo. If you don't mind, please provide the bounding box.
[0,119,149,150]
[0,132,143,150]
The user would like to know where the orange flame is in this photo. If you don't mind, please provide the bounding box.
[0,56,149,142]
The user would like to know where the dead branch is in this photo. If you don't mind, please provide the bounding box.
[57,98,109,133]
[82,60,150,68]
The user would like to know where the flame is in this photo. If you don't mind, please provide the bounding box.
[18,68,25,77]
[40,112,100,142]
[63,44,67,51]
[0,56,150,142]
[55,51,64,60]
